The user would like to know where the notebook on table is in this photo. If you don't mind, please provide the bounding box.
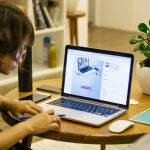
[39,45,134,126]
[130,108,150,125]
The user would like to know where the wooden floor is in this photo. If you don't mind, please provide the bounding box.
[0,26,144,149]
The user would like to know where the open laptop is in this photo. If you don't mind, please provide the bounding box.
[77,57,93,73]
[39,45,134,126]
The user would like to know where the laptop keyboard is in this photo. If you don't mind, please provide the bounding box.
[80,66,93,73]
[48,98,120,116]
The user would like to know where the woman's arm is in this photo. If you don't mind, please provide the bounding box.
[0,95,61,149]
[0,120,31,149]
[0,110,61,149]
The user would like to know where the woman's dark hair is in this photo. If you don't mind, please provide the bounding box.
[0,1,34,57]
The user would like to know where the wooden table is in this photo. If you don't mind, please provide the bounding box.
[2,78,150,150]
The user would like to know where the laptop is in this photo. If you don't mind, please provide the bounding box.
[77,57,93,73]
[39,45,134,126]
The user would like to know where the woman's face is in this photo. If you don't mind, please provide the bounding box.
[0,40,29,75]
[0,54,18,74]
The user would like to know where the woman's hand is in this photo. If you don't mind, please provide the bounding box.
[1,97,61,133]
[2,100,43,117]
[23,109,61,134]
[0,109,61,150]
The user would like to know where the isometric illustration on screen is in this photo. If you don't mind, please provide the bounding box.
[77,57,93,73]
[71,57,104,99]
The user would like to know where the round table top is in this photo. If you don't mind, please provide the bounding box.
[3,78,150,145]
[67,10,85,19]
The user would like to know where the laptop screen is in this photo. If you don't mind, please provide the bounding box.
[62,45,134,107]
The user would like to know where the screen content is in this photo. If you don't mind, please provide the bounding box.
[64,49,132,105]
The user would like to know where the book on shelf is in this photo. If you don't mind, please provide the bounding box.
[39,2,52,28]
[43,6,54,28]
[33,0,47,30]
[47,0,61,26]
[33,4,38,30]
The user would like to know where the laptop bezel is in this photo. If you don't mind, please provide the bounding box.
[61,45,134,109]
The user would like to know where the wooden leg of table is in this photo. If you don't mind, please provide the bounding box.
[69,19,74,45]
[74,19,78,45]
[22,135,33,148]
[100,144,106,150]
[69,18,78,45]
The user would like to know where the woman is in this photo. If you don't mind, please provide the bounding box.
[0,1,61,150]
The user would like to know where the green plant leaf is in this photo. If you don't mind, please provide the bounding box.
[133,43,145,51]
[147,32,150,37]
[138,35,144,40]
[138,23,149,33]
[129,38,138,44]
[129,35,144,44]
[129,20,150,62]
[146,45,150,50]
[141,51,150,59]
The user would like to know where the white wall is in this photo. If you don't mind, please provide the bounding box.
[94,0,150,32]
[65,0,88,46]
[88,0,95,23]
[77,0,88,46]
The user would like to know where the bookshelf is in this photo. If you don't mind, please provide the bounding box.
[0,0,66,94]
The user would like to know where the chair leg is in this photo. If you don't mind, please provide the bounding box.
[100,144,106,150]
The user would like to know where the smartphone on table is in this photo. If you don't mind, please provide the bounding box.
[19,92,51,103]
[36,85,61,94]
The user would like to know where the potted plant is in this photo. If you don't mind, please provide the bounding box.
[129,20,150,95]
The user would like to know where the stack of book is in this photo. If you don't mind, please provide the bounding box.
[33,0,59,30]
